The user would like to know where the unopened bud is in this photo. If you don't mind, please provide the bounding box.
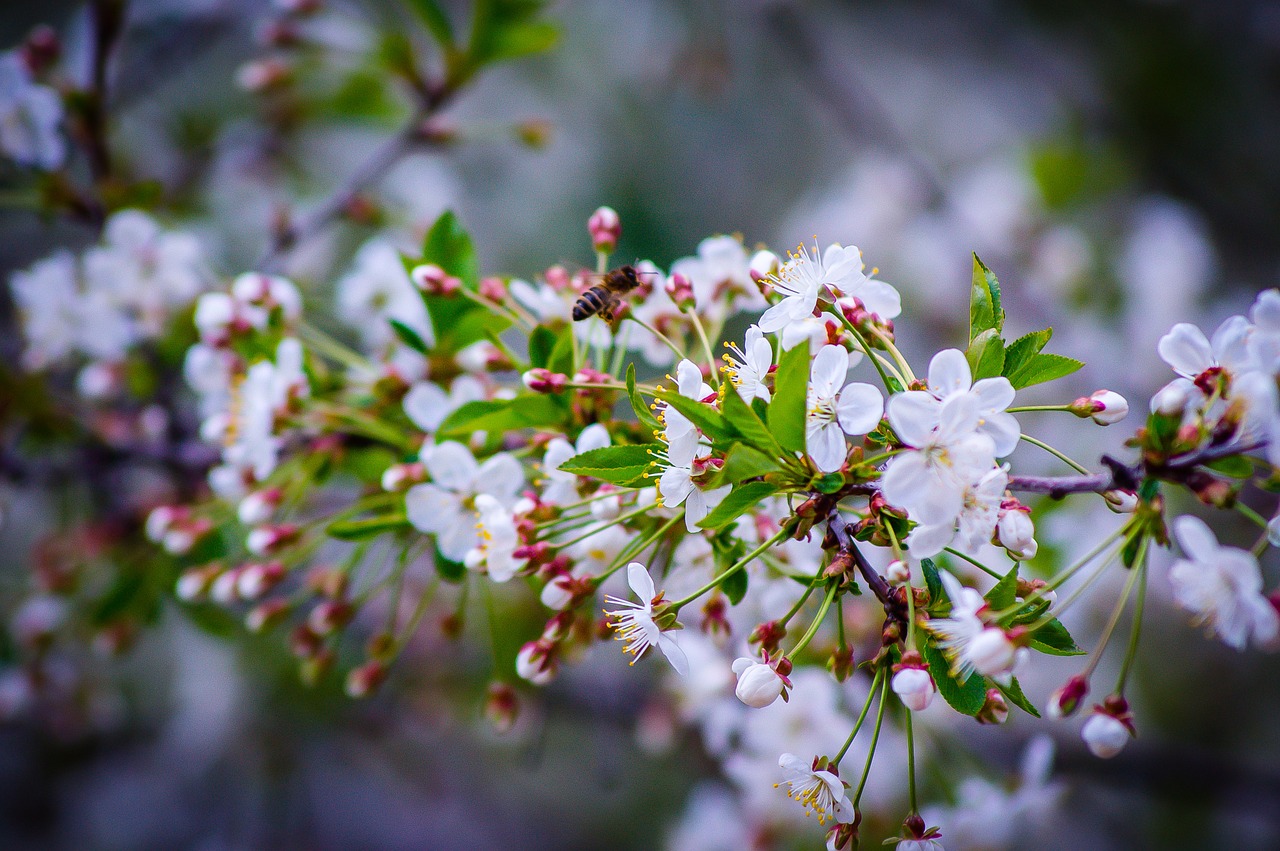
[664,273,696,311]
[247,523,300,556]
[1048,674,1089,719]
[976,688,1008,724]
[516,639,555,685]
[588,206,621,253]
[1105,489,1139,513]
[828,643,855,682]
[308,601,353,635]
[345,660,388,698]
[749,249,780,283]
[885,559,911,586]
[237,488,283,525]
[1151,382,1190,417]
[479,276,507,302]
[237,561,285,599]
[522,368,568,394]
[176,563,223,601]
[410,263,460,295]
[235,57,291,92]
[246,599,290,632]
[1071,390,1129,425]
[484,682,520,732]
[381,462,426,492]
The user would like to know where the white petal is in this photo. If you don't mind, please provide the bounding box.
[576,423,611,453]
[1173,515,1220,563]
[810,345,848,398]
[908,521,955,558]
[808,422,847,473]
[928,349,972,398]
[657,633,689,676]
[887,392,941,447]
[404,484,457,534]
[477,453,525,501]
[835,383,884,435]
[627,562,656,601]
[1158,323,1213,377]
[979,411,1022,457]
[972,377,1016,413]
[404,383,450,431]
[425,441,479,491]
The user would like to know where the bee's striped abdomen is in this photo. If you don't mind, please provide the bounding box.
[572,286,609,321]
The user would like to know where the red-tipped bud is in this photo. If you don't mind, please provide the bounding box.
[246,523,300,556]
[522,368,568,394]
[1048,674,1090,719]
[976,688,1008,725]
[345,660,388,698]
[235,58,291,92]
[308,601,353,635]
[588,206,621,253]
[410,263,461,295]
[828,643,855,682]
[479,276,507,302]
[484,682,520,733]
[381,461,426,492]
[246,599,291,633]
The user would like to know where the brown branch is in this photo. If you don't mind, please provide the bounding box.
[826,510,906,625]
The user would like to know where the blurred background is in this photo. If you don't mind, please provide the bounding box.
[3,0,1280,848]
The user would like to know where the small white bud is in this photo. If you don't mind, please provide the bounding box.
[1082,711,1131,758]
[885,559,911,586]
[539,576,575,611]
[891,666,936,712]
[731,658,785,708]
[749,249,780,280]
[1151,382,1190,416]
[997,509,1038,561]
[1088,390,1129,425]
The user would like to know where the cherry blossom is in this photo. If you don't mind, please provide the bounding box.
[1169,515,1279,650]
[603,562,688,675]
[805,344,884,473]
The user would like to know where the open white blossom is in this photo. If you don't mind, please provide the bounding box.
[541,423,611,505]
[604,562,687,675]
[759,242,867,333]
[0,52,64,170]
[337,238,433,353]
[1169,515,1279,650]
[405,442,524,562]
[805,344,884,473]
[723,325,774,403]
[776,753,854,826]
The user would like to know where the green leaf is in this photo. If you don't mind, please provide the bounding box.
[965,328,1006,380]
[436,395,566,438]
[768,344,809,453]
[721,383,784,456]
[627,364,663,435]
[327,513,411,540]
[923,639,987,716]
[389,318,430,354]
[696,481,778,530]
[528,325,556,369]
[547,325,576,376]
[436,555,466,582]
[469,0,560,67]
[1006,353,1084,389]
[720,565,748,605]
[655,388,734,442]
[1028,618,1086,656]
[969,254,1004,342]
[1205,455,1255,479]
[996,677,1041,718]
[422,210,479,288]
[984,565,1019,610]
[921,558,944,606]
[713,443,780,485]
[558,444,658,486]
[405,0,455,48]
[1001,329,1052,380]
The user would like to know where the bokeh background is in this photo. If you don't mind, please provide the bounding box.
[4,0,1280,848]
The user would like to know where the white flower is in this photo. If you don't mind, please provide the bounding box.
[660,358,712,444]
[9,251,85,369]
[915,349,1020,456]
[776,753,854,825]
[805,344,884,473]
[1081,711,1130,759]
[656,432,731,532]
[337,238,433,353]
[1158,316,1253,383]
[907,465,1008,558]
[891,666,936,711]
[759,241,865,333]
[669,235,762,319]
[231,272,302,324]
[1150,380,1192,416]
[723,325,773,403]
[509,278,571,322]
[404,442,524,562]
[540,423,611,505]
[402,376,485,433]
[466,494,527,582]
[1247,289,1280,373]
[0,52,65,170]
[1169,515,1279,650]
[603,562,688,675]
[996,505,1038,561]
[882,392,997,526]
[731,657,788,708]
[926,572,1019,681]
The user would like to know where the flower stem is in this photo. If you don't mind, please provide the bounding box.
[672,529,788,609]
[1008,404,1074,413]
[833,665,884,767]
[1019,434,1091,474]
[688,310,720,388]
[851,669,890,808]
[905,703,918,814]
[1083,536,1148,680]
[1115,554,1149,695]
[787,581,839,657]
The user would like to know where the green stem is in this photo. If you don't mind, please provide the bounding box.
[1008,405,1073,414]
[1115,555,1149,694]
[624,316,685,363]
[688,309,720,387]
[1083,537,1147,680]
[672,529,788,609]
[942,547,1003,580]
[787,581,839,657]
[1019,434,1091,474]
[851,668,890,808]
[905,705,918,814]
[833,666,884,767]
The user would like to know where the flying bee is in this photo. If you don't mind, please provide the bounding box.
[571,265,645,323]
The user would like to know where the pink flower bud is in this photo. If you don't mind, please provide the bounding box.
[145,505,186,543]
[236,58,291,92]
[1048,674,1089,719]
[749,250,780,282]
[1105,489,1139,514]
[976,688,1008,725]
[891,665,936,712]
[345,660,388,698]
[246,599,290,632]
[237,488,283,525]
[410,263,460,295]
[544,264,572,292]
[236,561,285,600]
[246,523,300,556]
[588,206,621,252]
[664,272,696,311]
[308,601,353,635]
[539,574,576,611]
[1079,389,1129,425]
[885,559,911,586]
[381,462,426,492]
[522,368,568,394]
[516,639,556,685]
[484,682,520,733]
[479,276,507,302]
[176,564,222,601]
[210,567,243,604]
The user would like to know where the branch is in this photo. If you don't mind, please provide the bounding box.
[256,82,456,273]
[827,511,906,625]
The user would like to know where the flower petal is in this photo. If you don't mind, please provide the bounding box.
[627,562,656,602]
[1173,515,1220,563]
[887,392,941,447]
[836,382,884,435]
[424,441,479,491]
[928,349,972,399]
[1158,323,1213,377]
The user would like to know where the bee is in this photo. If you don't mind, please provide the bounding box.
[572,265,644,323]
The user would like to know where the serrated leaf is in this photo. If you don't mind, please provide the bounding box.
[1001,328,1052,380]
[965,328,1006,380]
[389,318,430,354]
[696,481,778,530]
[996,677,1041,717]
[721,382,784,456]
[921,557,944,606]
[720,565,748,605]
[969,254,1004,341]
[655,388,734,442]
[1006,353,1083,389]
[984,565,1019,610]
[558,444,659,486]
[422,210,479,288]
[627,364,663,435]
[1028,618,1086,656]
[923,639,987,716]
[768,344,809,453]
[436,395,566,438]
[327,513,410,540]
